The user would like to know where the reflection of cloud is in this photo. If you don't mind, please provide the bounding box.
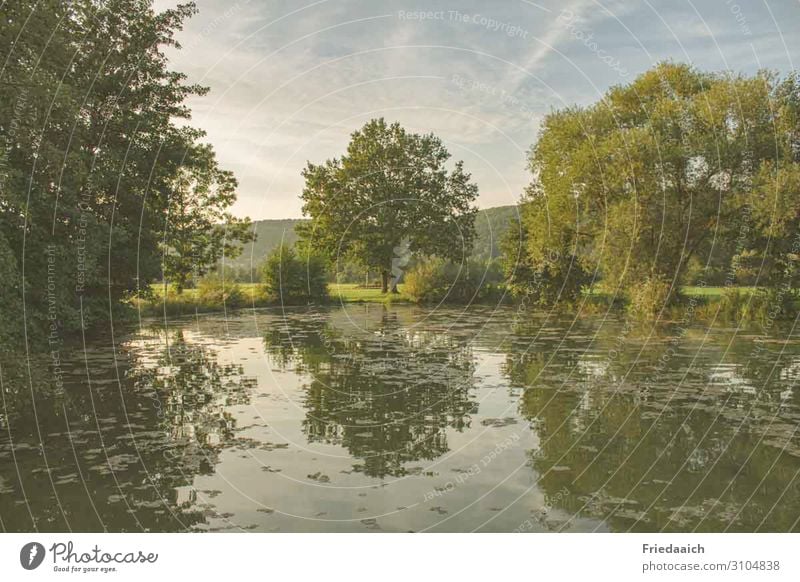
[154,0,800,219]
[708,363,756,395]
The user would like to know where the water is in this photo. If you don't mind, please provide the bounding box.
[1,304,800,532]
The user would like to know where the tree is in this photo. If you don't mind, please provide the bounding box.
[508,63,798,313]
[261,244,329,304]
[0,0,253,347]
[735,74,800,301]
[298,118,479,293]
[161,143,254,293]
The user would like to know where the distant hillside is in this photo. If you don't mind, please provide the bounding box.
[472,205,520,260]
[229,218,302,268]
[227,205,518,270]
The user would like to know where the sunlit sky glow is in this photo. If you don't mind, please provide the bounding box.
[154,0,800,220]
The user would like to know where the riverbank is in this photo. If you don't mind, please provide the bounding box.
[133,283,412,316]
[133,283,796,325]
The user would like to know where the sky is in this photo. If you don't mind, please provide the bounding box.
[153,0,800,220]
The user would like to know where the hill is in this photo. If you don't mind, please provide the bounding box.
[229,218,302,268]
[224,205,518,276]
[471,205,520,260]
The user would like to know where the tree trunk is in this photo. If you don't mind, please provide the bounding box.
[381,270,389,294]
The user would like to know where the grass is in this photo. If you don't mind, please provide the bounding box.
[587,285,761,300]
[587,285,759,299]
[134,282,411,316]
[328,283,411,303]
[148,282,262,301]
[681,286,761,298]
[134,282,786,324]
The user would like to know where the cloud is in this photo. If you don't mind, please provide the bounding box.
[154,0,800,219]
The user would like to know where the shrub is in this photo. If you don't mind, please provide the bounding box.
[262,244,328,304]
[403,258,504,303]
[500,221,590,305]
[715,287,797,324]
[626,275,676,319]
[197,275,244,308]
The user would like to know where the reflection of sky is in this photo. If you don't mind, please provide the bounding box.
[578,354,609,381]
[779,358,800,381]
[153,0,800,220]
[708,363,756,395]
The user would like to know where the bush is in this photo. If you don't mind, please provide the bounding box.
[403,258,504,303]
[500,222,590,305]
[713,287,797,324]
[197,275,244,308]
[626,275,676,318]
[262,244,329,304]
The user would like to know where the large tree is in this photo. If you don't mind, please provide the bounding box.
[0,0,253,346]
[298,119,479,293]
[509,63,799,313]
[161,143,254,293]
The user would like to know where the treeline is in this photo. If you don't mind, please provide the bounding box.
[268,63,800,316]
[221,205,517,283]
[1,1,253,347]
[5,1,798,342]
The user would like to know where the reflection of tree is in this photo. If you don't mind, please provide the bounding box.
[0,329,254,532]
[264,308,476,477]
[135,330,254,472]
[504,326,800,532]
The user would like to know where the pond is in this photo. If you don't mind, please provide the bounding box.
[1,304,799,532]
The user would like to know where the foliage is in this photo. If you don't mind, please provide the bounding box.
[161,144,255,293]
[298,118,478,293]
[472,205,519,260]
[507,63,800,313]
[706,287,798,325]
[626,275,676,319]
[226,207,517,282]
[500,214,592,304]
[196,275,245,308]
[403,258,505,303]
[0,0,252,348]
[741,156,800,290]
[0,232,24,345]
[261,244,329,304]
[218,218,303,279]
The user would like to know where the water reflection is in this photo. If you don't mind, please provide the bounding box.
[263,308,476,477]
[0,329,254,532]
[506,321,800,532]
[1,307,799,532]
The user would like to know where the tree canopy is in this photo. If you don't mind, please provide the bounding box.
[506,62,800,314]
[0,0,253,345]
[298,118,479,293]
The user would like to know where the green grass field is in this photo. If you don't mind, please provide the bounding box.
[328,283,410,303]
[148,282,262,301]
[137,282,410,315]
[681,286,762,298]
[149,282,410,303]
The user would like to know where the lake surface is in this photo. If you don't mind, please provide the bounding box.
[2,304,800,532]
